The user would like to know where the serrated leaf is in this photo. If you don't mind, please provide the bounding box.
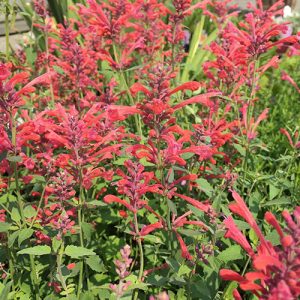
[85,256,106,273]
[218,245,243,262]
[18,245,51,256]
[65,246,95,258]
[18,229,34,247]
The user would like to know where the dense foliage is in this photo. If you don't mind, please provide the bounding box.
[0,0,299,299]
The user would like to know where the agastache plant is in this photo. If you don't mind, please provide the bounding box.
[0,0,299,298]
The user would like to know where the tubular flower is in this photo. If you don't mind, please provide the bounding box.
[220,190,300,299]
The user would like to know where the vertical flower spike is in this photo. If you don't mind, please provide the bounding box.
[221,193,300,299]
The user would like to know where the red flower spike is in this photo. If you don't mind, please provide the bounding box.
[140,222,163,236]
[175,231,193,260]
[172,92,219,110]
[219,269,244,282]
[230,190,267,245]
[104,195,137,213]
[174,192,212,213]
[265,211,284,239]
[168,81,201,95]
[223,216,255,257]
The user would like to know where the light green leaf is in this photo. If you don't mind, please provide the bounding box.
[0,222,11,233]
[18,245,51,256]
[218,245,243,262]
[65,246,95,258]
[18,229,34,247]
[85,256,106,273]
[196,178,214,197]
[11,208,21,223]
[24,206,36,219]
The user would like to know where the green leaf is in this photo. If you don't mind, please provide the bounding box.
[196,178,214,197]
[81,222,93,241]
[65,246,95,258]
[178,265,192,277]
[269,184,280,200]
[86,200,107,207]
[52,237,62,253]
[113,157,128,165]
[0,194,17,204]
[11,208,21,223]
[8,230,19,247]
[18,245,51,256]
[85,256,106,273]
[23,206,36,219]
[218,245,243,262]
[180,152,195,160]
[7,156,22,163]
[233,143,246,156]
[18,229,34,247]
[168,168,175,183]
[139,157,155,167]
[52,65,65,75]
[262,197,292,207]
[167,199,177,215]
[0,281,12,300]
[0,222,11,233]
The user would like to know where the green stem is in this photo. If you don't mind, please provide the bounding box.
[10,111,41,300]
[57,242,70,299]
[77,171,85,297]
[132,212,144,300]
[30,183,48,228]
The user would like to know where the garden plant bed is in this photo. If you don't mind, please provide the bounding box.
[0,0,299,299]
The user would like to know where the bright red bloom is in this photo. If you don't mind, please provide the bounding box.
[220,191,300,299]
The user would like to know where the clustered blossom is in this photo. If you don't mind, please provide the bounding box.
[220,191,300,299]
